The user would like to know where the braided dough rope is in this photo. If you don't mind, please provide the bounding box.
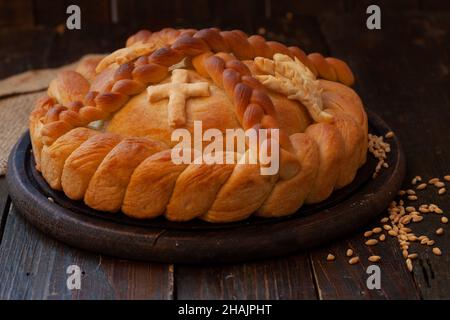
[29,27,367,223]
[34,28,355,149]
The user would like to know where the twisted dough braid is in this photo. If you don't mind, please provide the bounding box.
[35,27,354,148]
[30,27,367,223]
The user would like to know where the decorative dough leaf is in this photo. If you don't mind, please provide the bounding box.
[255,53,332,122]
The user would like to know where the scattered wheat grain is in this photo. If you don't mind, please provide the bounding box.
[406,258,413,272]
[326,253,336,261]
[432,247,442,256]
[365,239,378,246]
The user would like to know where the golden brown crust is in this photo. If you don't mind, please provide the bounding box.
[84,137,168,212]
[166,154,235,221]
[122,150,188,219]
[75,55,105,82]
[61,133,123,200]
[29,95,55,170]
[305,123,345,203]
[257,133,319,217]
[29,27,368,223]
[325,110,365,188]
[40,128,98,190]
[201,151,277,223]
[48,70,90,106]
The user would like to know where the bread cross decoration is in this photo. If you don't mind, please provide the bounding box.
[147,69,210,127]
[254,53,333,123]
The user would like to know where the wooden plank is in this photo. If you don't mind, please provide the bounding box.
[115,0,138,27]
[270,0,346,18]
[176,254,317,299]
[0,27,54,79]
[0,25,127,79]
[115,0,175,30]
[343,0,420,13]
[46,25,130,68]
[405,12,450,299]
[0,0,34,27]
[269,0,420,18]
[73,0,111,26]
[416,0,450,11]
[0,178,10,244]
[259,14,329,55]
[32,0,66,27]
[182,0,211,25]
[310,232,421,299]
[318,12,450,299]
[0,206,174,300]
[33,0,110,27]
[210,0,259,33]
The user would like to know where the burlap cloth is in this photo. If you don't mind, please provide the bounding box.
[0,55,102,176]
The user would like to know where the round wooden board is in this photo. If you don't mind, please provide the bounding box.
[7,110,405,264]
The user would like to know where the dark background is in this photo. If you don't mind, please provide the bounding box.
[0,0,449,299]
[2,0,450,29]
[0,0,449,77]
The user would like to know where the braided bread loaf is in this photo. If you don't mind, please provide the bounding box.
[29,27,367,223]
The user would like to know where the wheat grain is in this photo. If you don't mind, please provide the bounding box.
[406,258,413,272]
[416,183,427,190]
[365,239,378,246]
[326,253,336,261]
[385,131,394,138]
[368,255,381,262]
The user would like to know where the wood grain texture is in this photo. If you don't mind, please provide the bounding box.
[310,233,421,300]
[211,0,260,32]
[320,12,450,300]
[0,27,54,79]
[254,13,329,55]
[0,178,11,243]
[176,254,317,300]
[0,0,34,27]
[0,206,174,300]
[33,0,110,27]
[32,0,66,27]
[45,25,129,69]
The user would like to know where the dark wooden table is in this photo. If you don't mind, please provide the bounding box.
[0,2,449,299]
